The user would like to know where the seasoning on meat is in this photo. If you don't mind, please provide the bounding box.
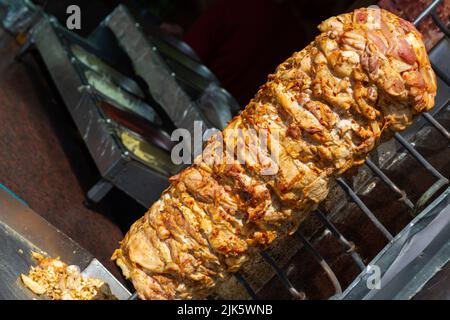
[113,8,436,300]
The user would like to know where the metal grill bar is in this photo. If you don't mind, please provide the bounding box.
[365,159,415,210]
[296,232,342,295]
[234,272,258,300]
[337,178,394,241]
[422,112,450,141]
[412,0,443,26]
[314,210,366,270]
[260,252,306,299]
[394,133,449,208]
[431,6,450,38]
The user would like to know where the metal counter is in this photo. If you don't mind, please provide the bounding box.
[0,187,130,300]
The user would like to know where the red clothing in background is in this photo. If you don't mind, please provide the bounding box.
[183,0,307,106]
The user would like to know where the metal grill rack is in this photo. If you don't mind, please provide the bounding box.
[128,0,450,300]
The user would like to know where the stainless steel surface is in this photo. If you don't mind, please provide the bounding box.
[82,259,131,300]
[0,221,48,300]
[128,292,138,300]
[31,17,122,175]
[29,16,171,207]
[197,84,235,129]
[0,0,41,35]
[412,0,443,26]
[0,187,130,300]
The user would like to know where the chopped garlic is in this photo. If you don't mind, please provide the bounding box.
[20,252,116,300]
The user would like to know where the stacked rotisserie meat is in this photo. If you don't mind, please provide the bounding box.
[113,8,437,299]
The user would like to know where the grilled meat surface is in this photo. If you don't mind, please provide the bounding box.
[113,8,436,299]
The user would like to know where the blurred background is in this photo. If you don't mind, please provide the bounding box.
[34,0,449,105]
